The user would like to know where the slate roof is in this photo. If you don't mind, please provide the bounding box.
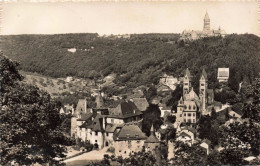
[116,125,147,141]
[108,101,142,119]
[92,114,105,132]
[184,88,200,101]
[204,11,210,20]
[200,68,208,81]
[79,119,93,129]
[105,123,124,133]
[132,98,149,112]
[74,99,87,116]
[184,68,192,80]
[145,125,160,143]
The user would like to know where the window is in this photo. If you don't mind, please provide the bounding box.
[119,150,121,153]
[180,114,182,117]
[124,151,127,154]
[184,119,186,122]
[184,113,186,116]
[188,113,191,117]
[95,131,98,136]
[193,113,196,116]
[111,119,114,123]
[106,132,109,136]
[185,83,188,86]
[193,106,196,110]
[189,105,191,110]
[193,119,196,123]
[188,119,191,123]
[201,84,204,86]
[95,140,97,143]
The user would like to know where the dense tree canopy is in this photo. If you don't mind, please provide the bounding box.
[0,54,69,165]
[2,34,260,91]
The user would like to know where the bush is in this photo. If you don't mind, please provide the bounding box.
[107,146,115,153]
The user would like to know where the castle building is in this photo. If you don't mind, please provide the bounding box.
[180,11,226,40]
[72,91,144,149]
[114,125,147,158]
[176,68,217,124]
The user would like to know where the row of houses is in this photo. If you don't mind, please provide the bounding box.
[70,91,161,157]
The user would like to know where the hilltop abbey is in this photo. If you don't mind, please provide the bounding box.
[180,11,226,40]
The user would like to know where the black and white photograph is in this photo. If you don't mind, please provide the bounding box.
[1,1,260,165]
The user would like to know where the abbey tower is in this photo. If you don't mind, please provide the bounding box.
[203,11,210,31]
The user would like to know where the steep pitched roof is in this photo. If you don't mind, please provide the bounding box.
[116,125,147,141]
[204,11,210,20]
[184,88,199,101]
[184,68,192,80]
[92,115,105,132]
[145,125,160,143]
[105,123,124,133]
[200,68,208,81]
[108,100,142,119]
[132,98,149,112]
[74,99,87,116]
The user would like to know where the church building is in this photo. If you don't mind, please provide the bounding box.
[176,68,217,124]
[180,11,226,40]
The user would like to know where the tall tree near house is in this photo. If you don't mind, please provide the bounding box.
[0,54,69,165]
[142,104,163,136]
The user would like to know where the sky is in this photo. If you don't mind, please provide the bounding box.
[1,1,259,36]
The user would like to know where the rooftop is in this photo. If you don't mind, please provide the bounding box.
[116,124,147,141]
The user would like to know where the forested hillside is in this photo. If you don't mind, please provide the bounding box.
[1,33,260,92]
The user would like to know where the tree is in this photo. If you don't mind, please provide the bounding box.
[0,54,69,165]
[197,115,219,147]
[166,115,176,123]
[173,141,207,166]
[121,151,156,166]
[242,78,260,123]
[142,104,163,136]
[161,125,176,141]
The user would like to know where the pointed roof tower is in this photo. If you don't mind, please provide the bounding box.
[184,68,192,80]
[204,11,210,20]
[145,124,159,143]
[95,90,104,108]
[200,68,208,81]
